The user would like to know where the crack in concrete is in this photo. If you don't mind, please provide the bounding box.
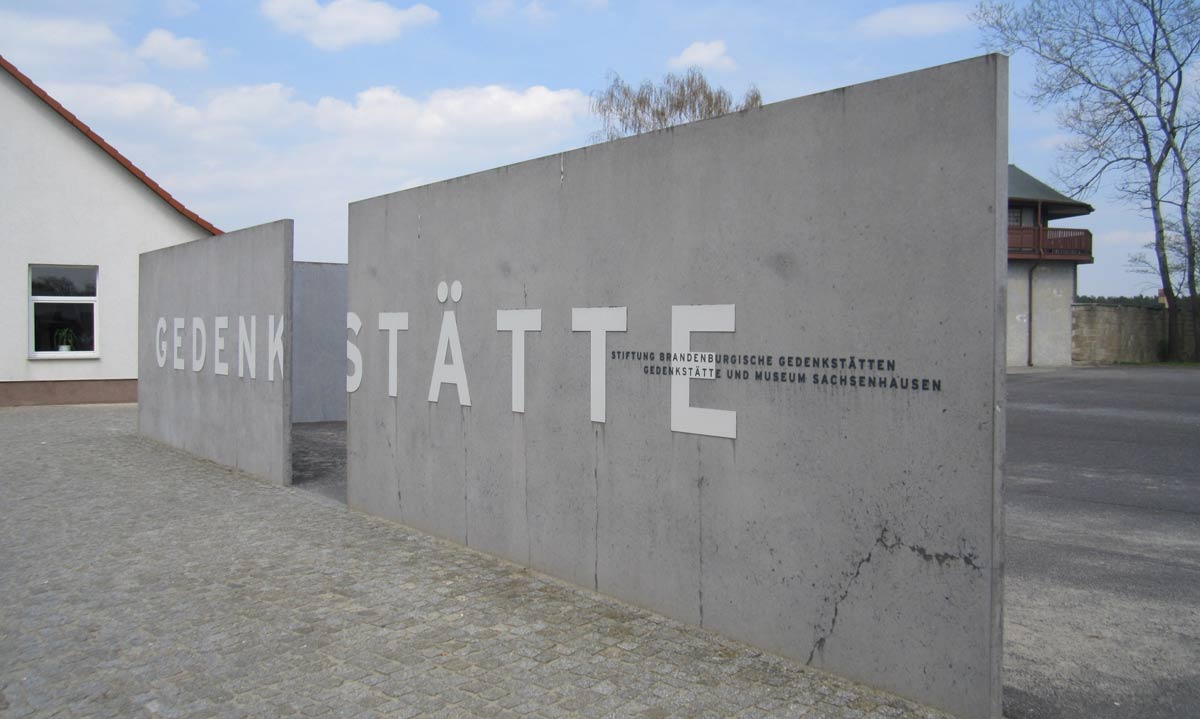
[807,547,872,665]
[876,527,982,572]
[806,526,982,665]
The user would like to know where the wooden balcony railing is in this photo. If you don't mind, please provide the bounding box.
[1008,226,1093,263]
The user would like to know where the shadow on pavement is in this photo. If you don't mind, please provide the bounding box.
[291,421,346,504]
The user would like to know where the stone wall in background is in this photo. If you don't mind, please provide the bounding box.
[1072,304,1197,364]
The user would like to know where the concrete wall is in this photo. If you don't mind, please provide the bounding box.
[1072,304,1196,363]
[347,56,1006,719]
[138,221,293,485]
[1007,261,1076,367]
[0,63,211,386]
[292,262,348,423]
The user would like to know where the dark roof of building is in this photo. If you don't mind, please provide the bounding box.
[1,54,221,236]
[1009,164,1094,220]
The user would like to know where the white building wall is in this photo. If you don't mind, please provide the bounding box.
[0,69,211,383]
[1007,262,1030,367]
[1006,260,1076,367]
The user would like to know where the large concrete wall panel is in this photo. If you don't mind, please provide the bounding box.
[292,262,348,423]
[348,56,1006,719]
[139,220,292,485]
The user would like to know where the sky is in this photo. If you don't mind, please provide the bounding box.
[0,0,1164,296]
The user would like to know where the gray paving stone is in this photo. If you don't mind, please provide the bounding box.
[0,405,959,719]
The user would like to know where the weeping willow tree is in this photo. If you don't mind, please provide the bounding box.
[590,67,762,142]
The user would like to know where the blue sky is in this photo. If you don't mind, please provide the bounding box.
[0,0,1161,295]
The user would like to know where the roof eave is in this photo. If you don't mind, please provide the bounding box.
[0,54,221,236]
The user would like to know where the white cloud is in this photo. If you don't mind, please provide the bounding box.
[523,0,552,21]
[668,40,736,71]
[474,0,554,23]
[0,11,137,80]
[136,29,209,69]
[314,84,588,140]
[475,0,514,18]
[204,84,310,127]
[46,79,591,261]
[260,0,438,50]
[1033,132,1072,151]
[164,0,199,16]
[49,82,194,122]
[854,2,969,38]
[472,0,602,23]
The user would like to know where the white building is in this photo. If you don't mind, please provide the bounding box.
[1005,165,1095,367]
[1,55,219,405]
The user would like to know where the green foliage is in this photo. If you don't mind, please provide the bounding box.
[54,327,77,349]
[1075,295,1162,307]
[590,67,762,142]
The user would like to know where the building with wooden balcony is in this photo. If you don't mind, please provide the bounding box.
[1006,165,1094,367]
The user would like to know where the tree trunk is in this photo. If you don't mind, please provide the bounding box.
[1189,222,1200,361]
[1171,138,1199,361]
[1149,173,1181,359]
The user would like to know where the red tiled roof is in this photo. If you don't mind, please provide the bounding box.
[1,54,221,236]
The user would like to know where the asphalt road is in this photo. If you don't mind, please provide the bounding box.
[1004,366,1200,719]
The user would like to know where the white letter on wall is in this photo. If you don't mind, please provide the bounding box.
[671,304,735,438]
[378,312,409,398]
[238,315,256,379]
[172,317,184,370]
[156,318,168,368]
[214,316,229,376]
[347,311,363,393]
[191,317,207,372]
[428,310,471,406]
[497,309,542,413]
[571,306,627,423]
[269,314,284,381]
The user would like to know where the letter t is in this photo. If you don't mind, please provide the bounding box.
[571,307,627,423]
[497,309,541,413]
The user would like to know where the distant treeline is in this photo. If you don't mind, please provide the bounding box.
[1075,295,1162,307]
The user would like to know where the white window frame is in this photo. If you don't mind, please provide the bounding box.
[28,264,100,360]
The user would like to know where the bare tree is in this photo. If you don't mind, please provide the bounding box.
[590,67,762,142]
[975,0,1200,359]
[1170,124,1200,357]
[1128,232,1191,295]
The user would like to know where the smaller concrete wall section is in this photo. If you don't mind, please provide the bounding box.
[1007,261,1075,367]
[1073,304,1196,363]
[292,262,348,423]
[138,220,293,485]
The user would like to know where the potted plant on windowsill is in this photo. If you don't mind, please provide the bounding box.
[54,328,77,352]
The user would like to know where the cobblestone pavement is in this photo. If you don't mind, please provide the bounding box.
[291,422,347,505]
[1,404,955,719]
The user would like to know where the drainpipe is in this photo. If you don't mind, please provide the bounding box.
[1028,201,1044,367]
[1027,260,1040,367]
